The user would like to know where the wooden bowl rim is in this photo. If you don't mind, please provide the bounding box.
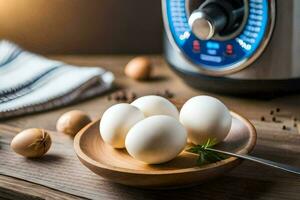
[74,111,257,175]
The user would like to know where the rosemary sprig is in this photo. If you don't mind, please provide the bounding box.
[187,138,228,166]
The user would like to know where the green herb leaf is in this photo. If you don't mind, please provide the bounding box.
[187,138,228,166]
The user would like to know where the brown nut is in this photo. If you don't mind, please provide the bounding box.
[124,56,152,80]
[56,110,91,136]
[11,128,52,158]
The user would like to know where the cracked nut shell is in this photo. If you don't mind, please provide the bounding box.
[124,56,152,80]
[56,110,91,136]
[11,128,52,158]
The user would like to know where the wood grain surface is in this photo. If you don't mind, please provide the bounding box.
[1,55,300,199]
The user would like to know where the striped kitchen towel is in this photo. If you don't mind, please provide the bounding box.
[0,40,114,119]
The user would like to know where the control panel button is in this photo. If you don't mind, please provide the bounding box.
[226,44,234,55]
[192,40,201,52]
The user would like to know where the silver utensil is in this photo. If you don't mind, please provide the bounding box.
[206,147,300,175]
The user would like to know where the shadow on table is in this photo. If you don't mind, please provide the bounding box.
[108,175,273,200]
[27,154,64,163]
[146,75,169,83]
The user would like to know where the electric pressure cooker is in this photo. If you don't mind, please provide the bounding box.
[163,0,300,95]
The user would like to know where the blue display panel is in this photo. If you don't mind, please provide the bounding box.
[166,0,270,70]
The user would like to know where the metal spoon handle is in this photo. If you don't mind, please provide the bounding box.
[206,148,300,175]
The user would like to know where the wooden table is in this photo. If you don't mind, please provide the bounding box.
[1,55,300,200]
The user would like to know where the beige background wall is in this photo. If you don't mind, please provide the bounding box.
[0,0,163,54]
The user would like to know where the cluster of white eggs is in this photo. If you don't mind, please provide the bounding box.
[100,95,232,164]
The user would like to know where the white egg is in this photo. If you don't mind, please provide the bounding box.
[100,103,144,148]
[180,96,232,145]
[131,95,179,119]
[125,115,187,164]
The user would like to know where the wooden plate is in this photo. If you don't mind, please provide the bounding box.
[74,111,256,188]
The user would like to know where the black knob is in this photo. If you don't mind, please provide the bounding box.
[189,1,244,40]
